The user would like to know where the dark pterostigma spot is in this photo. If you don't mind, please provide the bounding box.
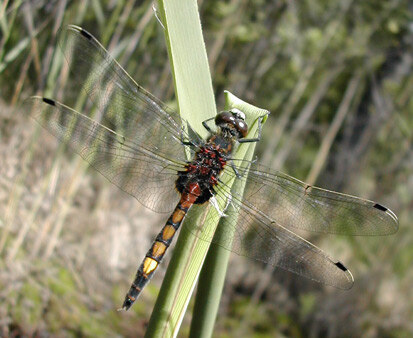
[79,28,92,40]
[373,203,387,212]
[42,98,55,106]
[335,261,347,271]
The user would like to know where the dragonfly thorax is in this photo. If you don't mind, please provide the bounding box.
[176,144,228,204]
[175,110,247,205]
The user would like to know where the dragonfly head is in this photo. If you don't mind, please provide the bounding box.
[215,108,248,139]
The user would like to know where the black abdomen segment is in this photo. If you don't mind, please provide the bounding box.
[121,183,201,310]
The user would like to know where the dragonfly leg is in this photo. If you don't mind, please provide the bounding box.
[229,157,256,178]
[238,115,266,143]
[180,127,197,146]
[202,117,215,133]
[209,194,230,217]
[230,162,242,179]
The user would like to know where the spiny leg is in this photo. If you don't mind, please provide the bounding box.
[238,115,266,143]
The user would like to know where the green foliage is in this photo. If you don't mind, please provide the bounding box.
[12,282,43,328]
[0,0,412,336]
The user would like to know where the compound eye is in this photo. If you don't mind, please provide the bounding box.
[215,110,248,138]
[230,108,246,121]
[215,111,235,126]
[235,119,248,138]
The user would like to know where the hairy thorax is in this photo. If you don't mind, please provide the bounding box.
[176,135,233,204]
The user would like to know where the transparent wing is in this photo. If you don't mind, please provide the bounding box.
[184,161,397,287]
[185,181,354,289]
[27,97,184,213]
[227,163,398,235]
[57,25,194,157]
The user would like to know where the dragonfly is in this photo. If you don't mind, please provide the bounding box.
[26,25,398,311]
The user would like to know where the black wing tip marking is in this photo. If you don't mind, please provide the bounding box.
[334,261,355,289]
[373,203,387,212]
[78,27,93,40]
[66,24,92,40]
[373,203,399,232]
[42,98,56,106]
[335,261,348,271]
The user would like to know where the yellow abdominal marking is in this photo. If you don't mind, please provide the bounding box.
[162,225,176,240]
[152,241,167,258]
[143,257,158,275]
[172,209,186,223]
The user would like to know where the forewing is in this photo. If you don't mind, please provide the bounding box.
[229,163,398,235]
[184,157,397,287]
[58,25,192,157]
[27,97,183,213]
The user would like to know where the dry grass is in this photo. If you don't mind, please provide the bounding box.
[0,0,412,336]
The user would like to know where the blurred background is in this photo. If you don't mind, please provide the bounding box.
[0,0,412,337]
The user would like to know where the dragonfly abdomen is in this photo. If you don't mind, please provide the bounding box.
[121,183,201,310]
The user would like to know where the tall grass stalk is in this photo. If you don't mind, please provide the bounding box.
[145,0,216,335]
[189,92,268,338]
[145,1,268,337]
